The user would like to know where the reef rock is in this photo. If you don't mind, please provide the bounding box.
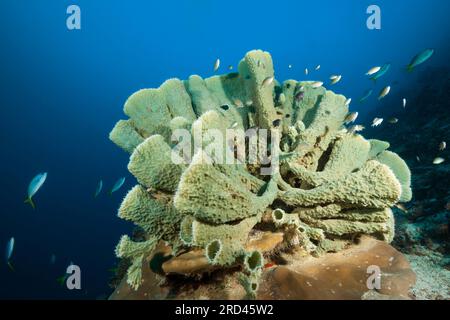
[110,236,415,300]
[109,50,413,298]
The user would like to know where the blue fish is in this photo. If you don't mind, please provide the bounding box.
[94,180,103,198]
[24,172,47,209]
[369,63,390,82]
[5,237,15,271]
[50,254,56,265]
[109,177,126,195]
[407,48,434,72]
[358,89,373,103]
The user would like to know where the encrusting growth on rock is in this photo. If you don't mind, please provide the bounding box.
[109,50,412,298]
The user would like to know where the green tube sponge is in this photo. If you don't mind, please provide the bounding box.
[297,208,394,240]
[174,151,278,224]
[169,116,192,133]
[205,239,246,266]
[182,214,260,247]
[238,271,262,299]
[292,82,326,128]
[288,133,370,187]
[296,206,392,223]
[124,79,196,137]
[128,135,186,193]
[323,133,371,173]
[205,239,223,264]
[180,214,260,266]
[108,50,413,290]
[118,185,182,245]
[287,90,349,172]
[271,208,300,228]
[238,50,277,129]
[280,160,402,209]
[243,250,264,274]
[109,119,144,153]
[368,139,390,159]
[376,150,412,202]
[184,75,221,117]
[115,235,158,290]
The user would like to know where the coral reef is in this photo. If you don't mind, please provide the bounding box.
[109,236,416,300]
[109,50,412,298]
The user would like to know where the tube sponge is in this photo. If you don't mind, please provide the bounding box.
[281,160,402,208]
[243,250,264,274]
[238,50,277,129]
[109,120,144,154]
[376,151,412,202]
[174,151,278,224]
[118,185,182,245]
[115,235,158,290]
[180,214,261,266]
[128,135,185,192]
[123,79,196,138]
[108,50,412,294]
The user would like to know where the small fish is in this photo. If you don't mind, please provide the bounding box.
[110,177,126,195]
[5,237,14,271]
[261,76,274,87]
[359,89,373,103]
[245,100,253,107]
[330,75,342,85]
[288,64,292,69]
[305,68,309,75]
[394,204,408,213]
[311,81,323,88]
[315,65,321,71]
[295,91,304,102]
[388,117,398,124]
[366,66,381,76]
[24,172,47,209]
[213,58,220,72]
[433,157,445,165]
[264,262,275,269]
[369,63,390,82]
[228,65,233,70]
[230,122,238,129]
[50,254,56,265]
[416,156,420,162]
[439,141,446,151]
[407,48,434,72]
[344,98,352,106]
[347,125,365,134]
[402,98,407,108]
[344,112,358,124]
[378,86,391,100]
[278,93,286,104]
[233,98,243,107]
[57,273,69,286]
[94,180,103,198]
[372,118,383,127]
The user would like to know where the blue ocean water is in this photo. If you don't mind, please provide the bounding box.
[0,0,449,299]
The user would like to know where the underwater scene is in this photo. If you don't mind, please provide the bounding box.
[1,0,449,302]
